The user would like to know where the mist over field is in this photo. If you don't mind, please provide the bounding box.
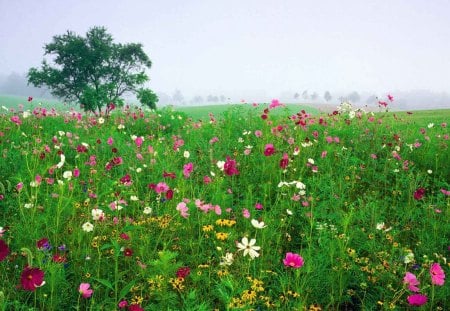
[1,0,449,110]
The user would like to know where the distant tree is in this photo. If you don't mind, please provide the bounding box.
[323,91,332,102]
[172,89,185,105]
[302,90,309,100]
[310,92,319,101]
[137,88,158,110]
[27,26,153,114]
[347,91,361,103]
[191,95,204,105]
[156,92,171,106]
[206,95,219,102]
[293,92,300,100]
[219,95,226,103]
[365,95,378,105]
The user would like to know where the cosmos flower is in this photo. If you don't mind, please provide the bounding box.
[0,239,10,261]
[430,263,445,286]
[264,144,275,156]
[79,283,93,298]
[21,266,45,291]
[237,237,260,259]
[283,252,304,268]
[403,272,420,292]
[407,294,427,306]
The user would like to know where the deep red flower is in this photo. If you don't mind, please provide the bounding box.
[413,188,425,200]
[28,96,33,102]
[52,253,67,263]
[264,144,275,156]
[224,156,239,176]
[76,145,88,153]
[123,248,133,257]
[128,304,144,311]
[20,266,45,291]
[163,171,176,179]
[279,153,289,169]
[165,189,174,200]
[176,266,191,279]
[0,239,10,261]
[37,238,51,250]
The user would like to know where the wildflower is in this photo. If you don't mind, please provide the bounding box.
[62,171,72,180]
[10,115,22,125]
[237,237,260,259]
[128,304,144,311]
[183,162,194,178]
[283,252,304,268]
[154,182,169,194]
[403,272,420,292]
[176,202,189,218]
[79,283,93,298]
[118,300,128,309]
[255,202,263,210]
[413,188,425,200]
[264,144,275,156]
[98,117,105,124]
[251,219,267,229]
[280,153,289,169]
[176,266,190,279]
[0,239,10,261]
[407,294,427,306]
[242,209,250,218]
[440,189,450,196]
[183,150,190,158]
[123,248,133,257]
[143,206,152,214]
[37,238,51,251]
[21,266,45,291]
[220,252,234,266]
[216,232,228,241]
[91,209,105,221]
[430,263,445,285]
[82,222,94,232]
[223,156,239,176]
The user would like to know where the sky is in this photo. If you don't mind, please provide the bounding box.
[1,0,450,102]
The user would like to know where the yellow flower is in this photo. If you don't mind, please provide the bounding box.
[216,232,228,241]
[202,225,214,232]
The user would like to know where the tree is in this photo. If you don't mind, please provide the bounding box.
[302,90,309,100]
[172,89,184,105]
[137,88,158,110]
[310,92,319,101]
[27,26,153,114]
[323,91,332,102]
[347,91,361,103]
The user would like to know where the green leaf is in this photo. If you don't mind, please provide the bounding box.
[92,277,114,291]
[118,279,137,301]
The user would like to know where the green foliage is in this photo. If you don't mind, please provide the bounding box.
[137,88,158,110]
[0,101,449,309]
[27,26,153,113]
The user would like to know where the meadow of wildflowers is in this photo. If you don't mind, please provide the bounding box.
[0,98,449,310]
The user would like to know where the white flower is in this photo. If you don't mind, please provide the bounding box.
[301,141,313,147]
[238,137,244,143]
[130,195,139,201]
[63,171,72,179]
[251,219,267,229]
[24,203,34,209]
[56,154,65,169]
[82,222,94,232]
[98,117,105,124]
[427,123,434,128]
[307,158,315,165]
[404,250,415,264]
[237,237,260,259]
[58,131,65,137]
[286,209,293,215]
[376,222,385,230]
[29,181,39,188]
[91,208,104,221]
[183,151,190,158]
[216,160,225,171]
[117,124,125,130]
[23,111,31,118]
[131,135,137,140]
[143,206,153,214]
[136,167,142,173]
[219,252,234,266]
[427,169,433,174]
[295,181,306,189]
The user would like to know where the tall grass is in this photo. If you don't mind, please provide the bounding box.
[0,99,448,310]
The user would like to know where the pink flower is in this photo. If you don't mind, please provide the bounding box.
[255,203,263,210]
[176,266,191,279]
[176,202,189,218]
[0,239,10,261]
[79,283,93,298]
[440,189,450,196]
[254,130,262,138]
[107,137,114,145]
[183,162,194,178]
[203,176,212,184]
[118,300,128,308]
[283,252,304,268]
[407,294,427,306]
[154,182,169,194]
[387,94,394,102]
[430,263,445,286]
[73,168,80,178]
[134,136,143,148]
[10,115,22,125]
[403,272,420,292]
[264,144,275,156]
[242,208,250,218]
[269,99,284,109]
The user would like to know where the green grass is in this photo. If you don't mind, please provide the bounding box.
[0,98,449,310]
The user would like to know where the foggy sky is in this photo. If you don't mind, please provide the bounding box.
[1,0,450,101]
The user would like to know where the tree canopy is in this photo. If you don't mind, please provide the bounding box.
[28,26,157,113]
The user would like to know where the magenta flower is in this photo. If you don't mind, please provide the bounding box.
[176,266,191,279]
[183,162,194,178]
[403,272,420,292]
[413,188,425,200]
[407,294,427,306]
[440,189,450,196]
[10,115,22,125]
[224,156,239,176]
[264,144,275,156]
[134,136,143,148]
[21,266,45,291]
[430,263,445,285]
[176,202,189,218]
[279,153,289,169]
[0,239,10,261]
[79,283,93,298]
[283,252,304,268]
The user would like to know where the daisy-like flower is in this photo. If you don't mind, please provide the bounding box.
[21,266,45,291]
[219,252,234,266]
[251,219,267,229]
[0,239,10,261]
[237,237,260,259]
[82,222,94,232]
[430,262,445,286]
[98,117,105,124]
[403,272,420,292]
